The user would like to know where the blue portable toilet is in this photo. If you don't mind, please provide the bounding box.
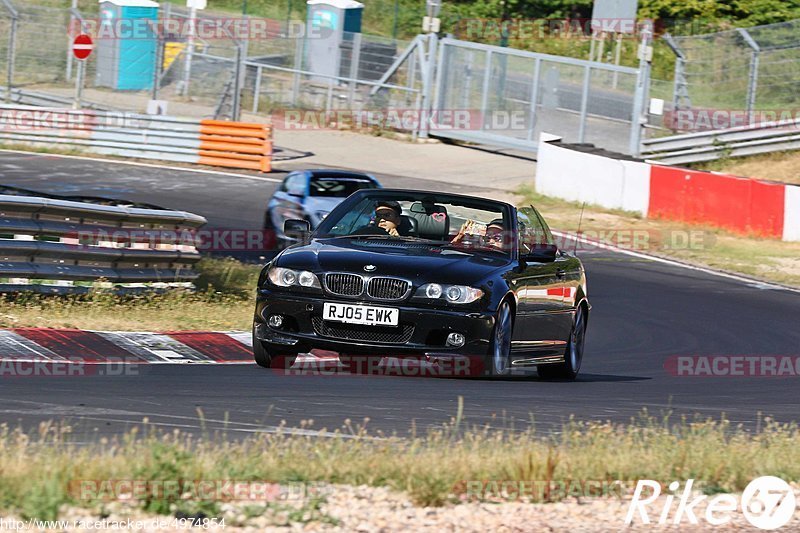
[306,0,363,82]
[95,0,159,91]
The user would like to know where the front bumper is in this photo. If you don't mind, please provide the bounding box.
[254,288,495,357]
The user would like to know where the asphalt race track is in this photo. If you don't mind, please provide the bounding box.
[0,150,798,440]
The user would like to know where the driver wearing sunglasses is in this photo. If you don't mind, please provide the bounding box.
[374,201,402,237]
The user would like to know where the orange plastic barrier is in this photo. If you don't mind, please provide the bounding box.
[198,120,272,173]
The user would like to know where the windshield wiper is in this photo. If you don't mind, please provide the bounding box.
[324,235,440,242]
[440,242,508,256]
[322,234,385,240]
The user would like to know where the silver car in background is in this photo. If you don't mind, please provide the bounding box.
[264,169,381,249]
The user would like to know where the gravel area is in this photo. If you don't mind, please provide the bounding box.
[3,483,798,532]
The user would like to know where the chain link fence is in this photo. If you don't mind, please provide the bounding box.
[1,0,418,124]
[433,38,644,155]
[666,19,800,131]
[1,3,74,90]
[244,30,421,121]
[2,1,655,155]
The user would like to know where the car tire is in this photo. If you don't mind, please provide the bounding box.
[252,327,297,370]
[538,305,586,381]
[485,300,513,378]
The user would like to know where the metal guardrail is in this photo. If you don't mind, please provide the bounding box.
[0,186,206,294]
[641,117,800,165]
[0,104,273,172]
[0,86,112,111]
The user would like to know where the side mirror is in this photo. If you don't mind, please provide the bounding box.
[284,219,311,243]
[521,244,558,263]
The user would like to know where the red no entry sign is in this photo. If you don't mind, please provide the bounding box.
[72,34,93,60]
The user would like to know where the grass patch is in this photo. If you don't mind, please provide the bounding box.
[0,411,798,521]
[0,257,261,331]
[690,150,800,186]
[518,185,800,288]
[0,142,92,158]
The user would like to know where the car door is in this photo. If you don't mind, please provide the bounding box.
[510,207,573,360]
[531,206,582,311]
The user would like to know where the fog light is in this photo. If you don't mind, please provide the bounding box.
[268,314,284,328]
[446,332,465,347]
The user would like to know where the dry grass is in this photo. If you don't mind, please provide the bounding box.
[0,258,260,331]
[519,186,800,288]
[0,410,798,520]
[694,151,800,186]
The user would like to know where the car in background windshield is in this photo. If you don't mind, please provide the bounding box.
[264,169,381,248]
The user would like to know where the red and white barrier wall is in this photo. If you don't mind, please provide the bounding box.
[536,138,800,242]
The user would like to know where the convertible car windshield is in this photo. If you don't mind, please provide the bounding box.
[314,191,512,255]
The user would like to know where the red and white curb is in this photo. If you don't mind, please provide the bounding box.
[0,328,337,365]
[0,329,478,375]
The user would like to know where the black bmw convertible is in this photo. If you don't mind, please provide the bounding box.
[253,189,589,379]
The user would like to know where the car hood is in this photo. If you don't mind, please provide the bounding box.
[276,238,510,284]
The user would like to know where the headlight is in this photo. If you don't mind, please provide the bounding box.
[446,286,464,302]
[416,283,483,304]
[425,283,442,298]
[268,267,321,289]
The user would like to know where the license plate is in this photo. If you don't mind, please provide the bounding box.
[323,302,399,326]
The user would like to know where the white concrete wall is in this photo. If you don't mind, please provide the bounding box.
[783,184,800,242]
[620,160,651,217]
[535,139,650,216]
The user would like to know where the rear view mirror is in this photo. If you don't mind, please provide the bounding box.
[521,244,557,263]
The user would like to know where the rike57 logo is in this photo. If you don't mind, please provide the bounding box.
[626,476,796,530]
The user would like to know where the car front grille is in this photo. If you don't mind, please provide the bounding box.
[367,277,411,300]
[325,273,364,296]
[324,273,411,301]
[312,317,414,344]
